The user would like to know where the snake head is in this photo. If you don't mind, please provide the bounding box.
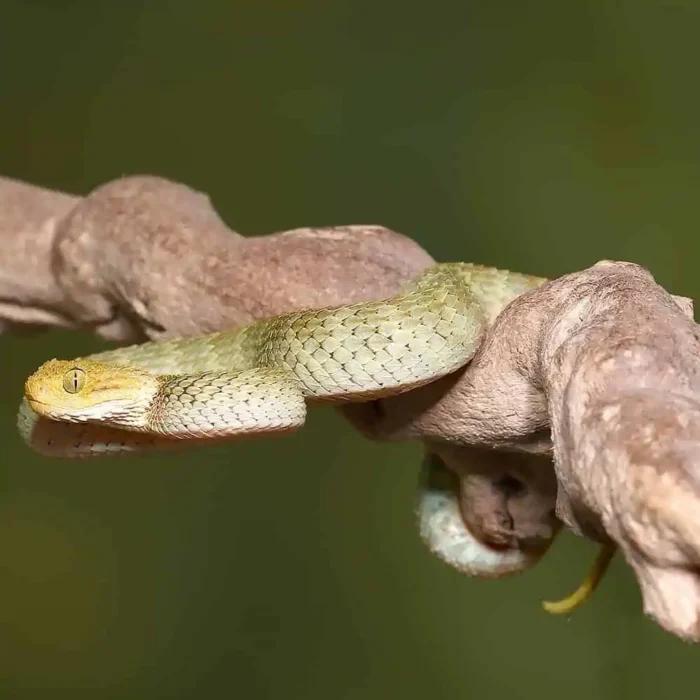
[24,358,160,429]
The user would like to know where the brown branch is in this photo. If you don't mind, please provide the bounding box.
[0,175,434,341]
[4,173,700,641]
[343,261,700,641]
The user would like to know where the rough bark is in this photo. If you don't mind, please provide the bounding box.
[4,173,700,642]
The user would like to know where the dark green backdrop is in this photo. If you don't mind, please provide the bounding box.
[1,2,699,698]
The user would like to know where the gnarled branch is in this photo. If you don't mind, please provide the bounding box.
[3,173,700,642]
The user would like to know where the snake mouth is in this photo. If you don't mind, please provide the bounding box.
[27,393,144,428]
[25,396,78,422]
[26,395,53,412]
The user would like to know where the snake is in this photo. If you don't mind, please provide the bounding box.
[17,262,613,613]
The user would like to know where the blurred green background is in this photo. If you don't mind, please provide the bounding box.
[1,1,699,697]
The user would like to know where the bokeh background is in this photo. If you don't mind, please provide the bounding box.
[2,2,700,698]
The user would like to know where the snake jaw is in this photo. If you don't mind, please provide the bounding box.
[26,395,147,426]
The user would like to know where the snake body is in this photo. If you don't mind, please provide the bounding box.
[20,263,545,456]
[21,263,613,602]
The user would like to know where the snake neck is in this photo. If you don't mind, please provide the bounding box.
[85,324,268,375]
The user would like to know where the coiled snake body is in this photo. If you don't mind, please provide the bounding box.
[20,263,544,454]
[19,262,610,611]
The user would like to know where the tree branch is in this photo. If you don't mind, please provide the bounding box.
[4,173,700,641]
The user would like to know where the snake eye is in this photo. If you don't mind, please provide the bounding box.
[62,368,86,394]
